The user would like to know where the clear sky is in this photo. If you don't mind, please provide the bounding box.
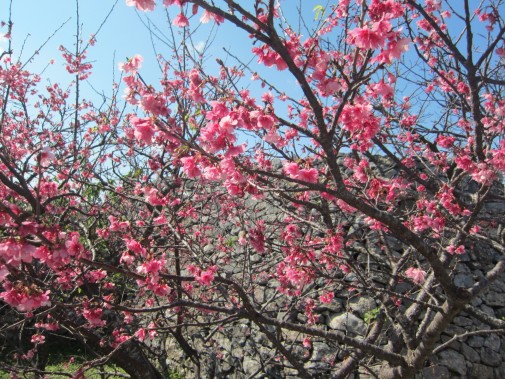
[0,0,315,102]
[0,0,211,98]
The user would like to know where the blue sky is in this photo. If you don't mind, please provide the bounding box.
[0,0,200,97]
[0,0,316,102]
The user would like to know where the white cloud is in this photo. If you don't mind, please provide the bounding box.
[194,41,205,54]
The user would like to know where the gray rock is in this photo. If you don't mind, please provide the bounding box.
[495,363,505,379]
[469,363,495,379]
[243,357,261,376]
[311,342,333,361]
[458,252,471,262]
[254,287,265,303]
[445,324,466,336]
[283,330,304,342]
[328,312,367,336]
[461,343,481,363]
[422,365,450,379]
[344,273,358,282]
[471,296,484,307]
[438,349,467,376]
[357,365,382,378]
[496,307,505,319]
[485,201,505,214]
[454,273,475,288]
[316,300,343,314]
[484,333,501,352]
[453,316,473,327]
[480,303,496,317]
[440,335,461,349]
[349,296,377,318]
[468,335,485,348]
[480,347,502,367]
[203,244,214,253]
[489,279,505,292]
[230,345,245,358]
[485,292,505,307]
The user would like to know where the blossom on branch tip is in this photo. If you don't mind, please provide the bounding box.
[39,147,55,167]
[348,19,391,50]
[125,0,155,12]
[131,116,156,144]
[119,54,143,73]
[405,267,426,284]
[200,10,224,25]
[0,282,51,312]
[447,245,465,255]
[173,13,189,27]
[163,0,185,6]
[283,162,319,183]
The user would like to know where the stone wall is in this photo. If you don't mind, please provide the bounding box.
[162,250,505,378]
[160,159,505,378]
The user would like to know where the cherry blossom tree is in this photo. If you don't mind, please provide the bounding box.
[1,0,505,378]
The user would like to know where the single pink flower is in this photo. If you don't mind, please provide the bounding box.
[65,235,83,256]
[125,0,155,12]
[163,0,184,6]
[297,168,318,183]
[197,270,215,286]
[173,13,189,27]
[83,307,105,327]
[349,27,385,50]
[283,162,300,177]
[118,54,143,73]
[131,116,156,144]
[135,328,146,342]
[125,239,145,255]
[39,147,55,167]
[140,94,168,116]
[405,267,426,284]
[180,156,202,178]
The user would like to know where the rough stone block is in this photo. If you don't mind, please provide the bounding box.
[422,365,450,379]
[328,312,367,336]
[438,349,467,376]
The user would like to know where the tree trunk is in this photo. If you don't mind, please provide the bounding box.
[110,340,164,379]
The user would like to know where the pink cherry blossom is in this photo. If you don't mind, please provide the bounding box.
[131,116,156,144]
[405,267,427,284]
[0,282,51,312]
[141,94,168,116]
[297,168,318,183]
[173,13,189,27]
[135,328,147,342]
[319,292,334,304]
[349,20,391,50]
[0,266,8,282]
[118,54,143,73]
[0,240,35,265]
[65,234,83,256]
[125,239,146,256]
[199,10,224,24]
[39,147,55,167]
[163,0,184,6]
[447,245,465,255]
[180,156,202,178]
[196,269,215,286]
[31,334,45,345]
[283,162,318,183]
[125,0,155,12]
[83,307,106,327]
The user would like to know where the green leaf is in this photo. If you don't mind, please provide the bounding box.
[224,236,239,247]
[364,307,380,324]
[313,5,325,21]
